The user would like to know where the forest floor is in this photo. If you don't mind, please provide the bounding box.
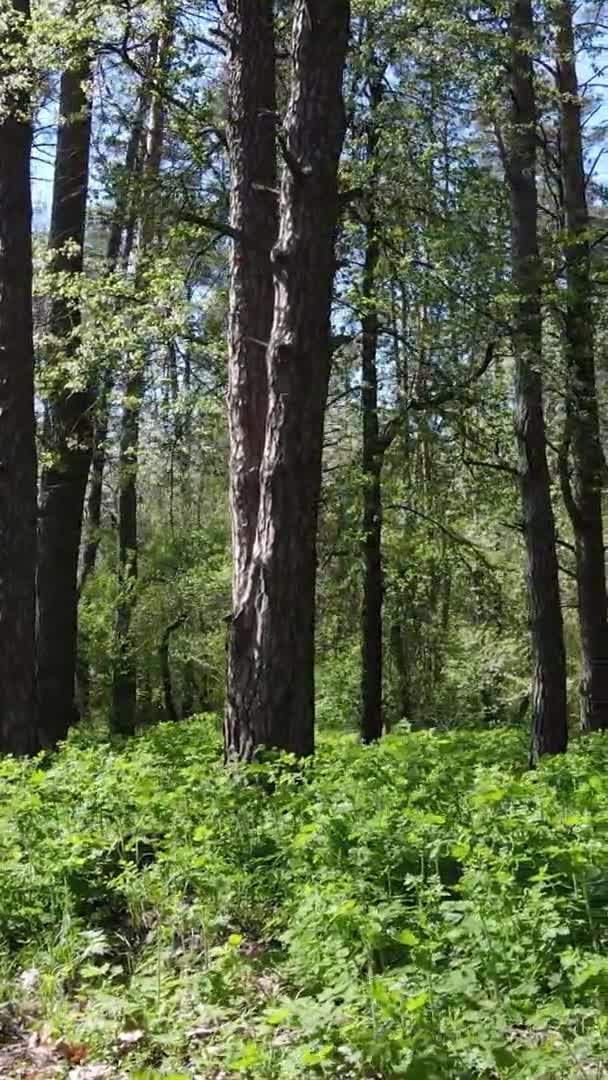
[1,718,608,1078]
[0,1023,123,1079]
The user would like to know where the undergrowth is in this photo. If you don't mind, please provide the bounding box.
[1,719,608,1077]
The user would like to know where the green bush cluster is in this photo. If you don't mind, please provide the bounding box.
[2,722,608,1077]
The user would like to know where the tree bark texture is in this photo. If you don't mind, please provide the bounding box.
[225,0,278,607]
[37,43,94,743]
[224,0,351,760]
[0,0,39,754]
[506,0,568,761]
[553,0,608,732]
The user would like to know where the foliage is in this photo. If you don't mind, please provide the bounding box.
[3,720,608,1076]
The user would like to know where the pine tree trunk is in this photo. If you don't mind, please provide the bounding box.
[553,0,608,731]
[111,24,172,735]
[225,0,278,608]
[225,0,351,760]
[37,45,93,743]
[360,71,384,744]
[506,0,568,762]
[0,0,39,754]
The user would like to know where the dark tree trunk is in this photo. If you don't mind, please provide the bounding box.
[37,44,93,743]
[0,0,39,755]
[225,0,351,760]
[506,0,568,762]
[182,659,198,719]
[111,24,172,735]
[360,68,385,744]
[160,614,186,723]
[553,0,608,731]
[225,0,278,608]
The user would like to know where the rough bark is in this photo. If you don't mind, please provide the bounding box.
[553,0,608,731]
[360,71,385,744]
[225,0,278,608]
[506,0,568,762]
[0,0,39,754]
[111,25,172,735]
[37,40,93,743]
[224,0,351,760]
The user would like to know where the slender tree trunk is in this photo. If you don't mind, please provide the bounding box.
[390,621,411,723]
[360,70,385,743]
[225,0,351,760]
[182,659,198,719]
[37,41,94,743]
[160,614,186,723]
[77,380,109,599]
[505,0,568,761]
[0,0,39,754]
[75,113,146,718]
[553,0,608,731]
[78,101,146,602]
[225,0,278,608]
[112,23,172,735]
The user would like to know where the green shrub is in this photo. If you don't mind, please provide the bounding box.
[2,722,608,1076]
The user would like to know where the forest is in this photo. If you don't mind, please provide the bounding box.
[2,0,608,1075]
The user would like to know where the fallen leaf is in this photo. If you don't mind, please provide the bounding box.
[55,1041,88,1065]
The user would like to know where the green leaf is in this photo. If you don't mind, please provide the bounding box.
[405,991,429,1012]
[396,929,419,947]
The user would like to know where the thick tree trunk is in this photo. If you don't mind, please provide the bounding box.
[37,44,93,744]
[225,0,278,608]
[360,70,385,744]
[111,25,172,735]
[0,0,39,755]
[553,0,608,731]
[225,0,351,760]
[506,0,568,762]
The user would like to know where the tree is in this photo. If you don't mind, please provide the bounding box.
[504,0,568,760]
[224,0,278,612]
[78,95,147,601]
[225,0,351,759]
[112,16,173,734]
[0,0,39,755]
[360,62,386,743]
[37,15,94,742]
[551,0,608,732]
